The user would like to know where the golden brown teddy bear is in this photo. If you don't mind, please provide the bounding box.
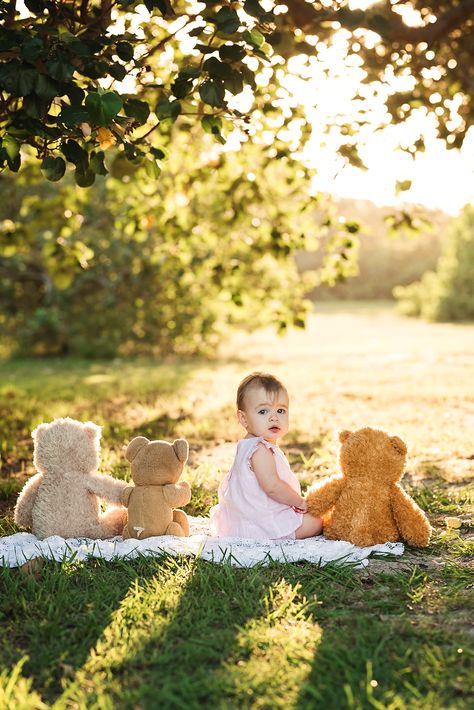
[121,436,191,539]
[306,427,432,547]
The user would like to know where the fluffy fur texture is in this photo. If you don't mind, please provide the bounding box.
[14,418,127,540]
[306,427,432,547]
[121,436,191,539]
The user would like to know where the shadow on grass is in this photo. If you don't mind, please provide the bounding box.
[1,554,472,708]
[66,558,273,708]
[0,557,142,701]
[291,565,473,709]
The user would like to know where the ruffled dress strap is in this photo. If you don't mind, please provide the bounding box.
[244,436,276,470]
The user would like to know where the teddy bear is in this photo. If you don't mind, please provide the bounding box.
[14,417,128,540]
[121,436,191,539]
[306,427,432,547]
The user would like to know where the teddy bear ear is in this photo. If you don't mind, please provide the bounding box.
[390,435,407,456]
[126,436,149,462]
[84,422,101,441]
[338,429,352,444]
[173,439,189,463]
[31,422,49,442]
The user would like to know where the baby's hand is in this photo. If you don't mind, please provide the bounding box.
[293,500,308,514]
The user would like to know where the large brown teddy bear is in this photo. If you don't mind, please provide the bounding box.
[14,418,128,540]
[306,427,432,547]
[121,436,191,539]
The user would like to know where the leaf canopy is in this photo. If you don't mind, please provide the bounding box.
[0,1,472,181]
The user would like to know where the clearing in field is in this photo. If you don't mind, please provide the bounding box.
[0,303,472,709]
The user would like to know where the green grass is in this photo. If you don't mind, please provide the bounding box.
[0,303,473,708]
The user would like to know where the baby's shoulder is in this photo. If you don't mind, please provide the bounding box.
[251,440,273,454]
[249,441,276,469]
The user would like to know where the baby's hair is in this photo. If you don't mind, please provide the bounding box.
[236,372,287,410]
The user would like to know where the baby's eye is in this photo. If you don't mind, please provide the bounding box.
[277,408,287,414]
[258,409,268,415]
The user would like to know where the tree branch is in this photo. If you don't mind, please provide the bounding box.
[286,0,474,46]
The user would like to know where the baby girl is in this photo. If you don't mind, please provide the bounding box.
[210,372,323,539]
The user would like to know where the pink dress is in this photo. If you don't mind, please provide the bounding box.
[209,437,303,539]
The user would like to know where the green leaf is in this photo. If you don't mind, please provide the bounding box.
[58,105,89,126]
[41,156,66,182]
[2,135,20,162]
[0,150,21,172]
[35,74,58,101]
[109,63,127,81]
[75,168,96,187]
[82,59,109,80]
[0,61,20,93]
[145,157,161,179]
[90,151,108,176]
[21,37,44,63]
[24,0,48,12]
[64,84,85,106]
[195,44,218,55]
[150,146,168,160]
[243,0,273,20]
[223,69,243,95]
[171,77,194,99]
[23,94,50,118]
[143,0,174,17]
[155,96,181,121]
[189,26,206,37]
[19,67,37,96]
[85,91,123,126]
[201,115,222,135]
[46,57,75,82]
[180,66,201,78]
[116,41,134,62]
[219,45,246,62]
[62,140,89,172]
[243,28,264,48]
[201,115,225,144]
[214,7,240,34]
[241,65,256,89]
[64,36,92,58]
[124,99,150,124]
[199,79,225,108]
[203,57,232,80]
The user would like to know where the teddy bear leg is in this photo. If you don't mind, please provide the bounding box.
[173,509,189,536]
[97,507,128,538]
[165,521,186,537]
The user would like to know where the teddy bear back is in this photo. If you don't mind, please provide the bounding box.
[33,417,101,476]
[126,436,189,486]
[338,427,407,485]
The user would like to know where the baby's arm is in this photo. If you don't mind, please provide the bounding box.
[251,445,306,511]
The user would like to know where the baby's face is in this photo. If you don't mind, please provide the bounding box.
[238,386,289,443]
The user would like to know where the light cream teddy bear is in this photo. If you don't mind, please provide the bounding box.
[14,417,128,539]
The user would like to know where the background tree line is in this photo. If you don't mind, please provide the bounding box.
[1,1,474,355]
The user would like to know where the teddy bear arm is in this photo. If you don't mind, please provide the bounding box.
[391,485,432,547]
[120,485,134,507]
[86,473,128,504]
[163,482,191,508]
[14,473,43,528]
[305,475,344,516]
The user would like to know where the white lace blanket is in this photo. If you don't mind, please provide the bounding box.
[0,517,404,568]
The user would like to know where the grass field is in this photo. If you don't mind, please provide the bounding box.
[0,302,473,709]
